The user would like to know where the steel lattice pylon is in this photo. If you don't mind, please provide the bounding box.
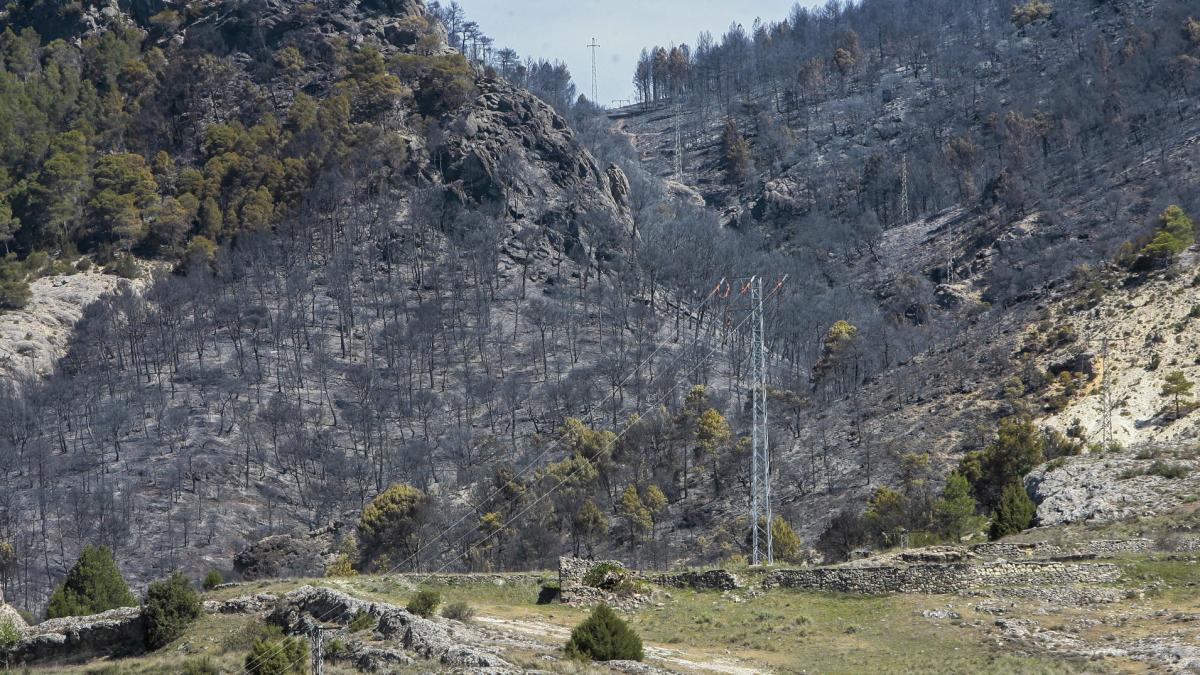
[749,276,773,566]
[587,38,600,103]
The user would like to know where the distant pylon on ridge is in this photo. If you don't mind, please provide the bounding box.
[587,38,600,104]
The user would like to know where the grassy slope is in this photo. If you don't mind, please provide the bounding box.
[31,571,1179,675]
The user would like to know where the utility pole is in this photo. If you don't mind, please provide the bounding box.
[310,625,339,675]
[749,275,773,566]
[587,38,600,104]
[673,100,684,182]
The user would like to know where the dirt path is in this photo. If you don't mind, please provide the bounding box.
[475,615,765,675]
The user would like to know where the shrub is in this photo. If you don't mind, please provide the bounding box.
[406,589,440,618]
[1012,0,1053,27]
[441,601,474,622]
[391,53,475,117]
[179,656,220,675]
[815,509,869,562]
[1148,461,1190,479]
[0,617,19,648]
[347,610,376,632]
[245,634,307,675]
[0,253,30,310]
[564,604,643,662]
[325,636,347,658]
[143,571,202,650]
[324,552,358,577]
[989,482,1037,540]
[770,515,804,563]
[582,561,627,588]
[107,254,141,279]
[46,545,137,619]
[202,569,223,591]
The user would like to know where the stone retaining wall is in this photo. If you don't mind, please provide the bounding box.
[651,569,741,591]
[969,537,1200,560]
[393,571,548,587]
[764,561,1120,595]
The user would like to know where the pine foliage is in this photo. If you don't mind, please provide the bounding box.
[143,571,202,650]
[989,482,1036,540]
[564,603,644,662]
[46,545,136,619]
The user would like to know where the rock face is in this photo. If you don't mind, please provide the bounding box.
[3,607,144,665]
[0,272,144,380]
[1027,455,1200,527]
[442,77,631,257]
[233,523,342,580]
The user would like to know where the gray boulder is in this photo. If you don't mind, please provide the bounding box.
[234,523,343,580]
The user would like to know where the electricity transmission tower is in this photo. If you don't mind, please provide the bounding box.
[1092,336,1125,448]
[749,275,773,566]
[899,153,911,224]
[587,38,600,103]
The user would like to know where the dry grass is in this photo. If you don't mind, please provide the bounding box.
[21,549,1200,674]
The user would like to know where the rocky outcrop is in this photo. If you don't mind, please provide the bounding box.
[0,272,146,381]
[234,523,343,580]
[1027,455,1200,527]
[3,607,144,665]
[270,585,512,670]
[0,590,25,633]
[442,78,630,259]
[202,592,280,615]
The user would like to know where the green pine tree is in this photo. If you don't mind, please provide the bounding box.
[933,472,978,542]
[564,603,643,662]
[989,482,1036,540]
[46,545,137,619]
[1160,371,1194,420]
[143,571,202,649]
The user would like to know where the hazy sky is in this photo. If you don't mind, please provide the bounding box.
[454,0,810,105]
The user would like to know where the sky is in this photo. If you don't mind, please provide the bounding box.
[454,0,811,105]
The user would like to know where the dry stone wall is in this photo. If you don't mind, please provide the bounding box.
[764,561,1121,595]
[969,537,1200,560]
[651,569,741,591]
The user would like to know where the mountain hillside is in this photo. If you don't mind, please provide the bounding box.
[613,0,1200,545]
[0,0,681,612]
[0,0,1198,651]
